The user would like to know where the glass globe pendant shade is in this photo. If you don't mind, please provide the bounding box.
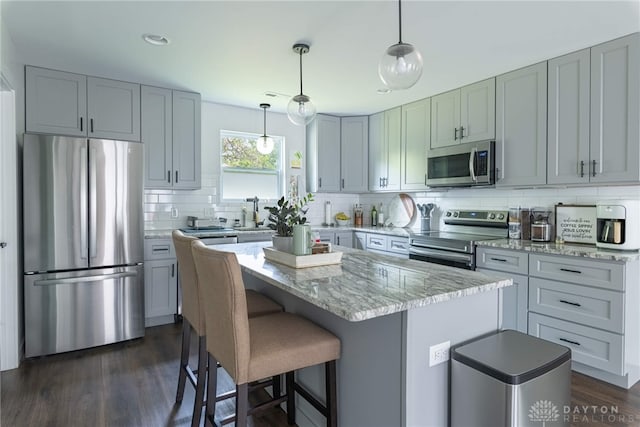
[378,42,423,90]
[287,94,317,126]
[256,136,274,154]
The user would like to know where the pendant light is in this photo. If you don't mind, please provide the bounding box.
[256,103,274,154]
[378,0,423,90]
[287,43,317,126]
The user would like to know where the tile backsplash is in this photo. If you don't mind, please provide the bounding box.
[145,181,640,232]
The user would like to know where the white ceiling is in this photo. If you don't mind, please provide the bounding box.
[3,1,639,116]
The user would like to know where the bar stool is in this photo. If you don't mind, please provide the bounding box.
[191,241,341,427]
[172,231,283,427]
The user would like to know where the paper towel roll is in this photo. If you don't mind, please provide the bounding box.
[324,201,332,225]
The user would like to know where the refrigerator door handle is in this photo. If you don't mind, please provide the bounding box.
[80,144,89,260]
[89,144,97,260]
[34,271,137,286]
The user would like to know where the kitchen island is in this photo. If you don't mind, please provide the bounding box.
[209,242,513,427]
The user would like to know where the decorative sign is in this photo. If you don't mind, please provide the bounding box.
[554,204,597,244]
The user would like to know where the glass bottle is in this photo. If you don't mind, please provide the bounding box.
[371,205,377,226]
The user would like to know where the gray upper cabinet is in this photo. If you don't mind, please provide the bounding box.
[307,114,368,193]
[308,114,341,192]
[172,91,201,189]
[547,49,591,185]
[26,66,87,137]
[340,116,368,192]
[87,77,140,141]
[142,87,201,190]
[496,62,547,187]
[431,78,495,148]
[590,33,640,183]
[401,98,430,190]
[368,107,401,191]
[26,66,140,141]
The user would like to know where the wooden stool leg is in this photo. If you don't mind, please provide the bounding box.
[205,354,218,427]
[176,320,191,403]
[236,383,249,427]
[286,371,296,425]
[272,375,281,399]
[325,360,338,427]
[191,335,207,427]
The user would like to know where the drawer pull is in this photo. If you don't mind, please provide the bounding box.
[559,299,581,307]
[559,338,581,346]
[490,257,507,262]
[560,268,582,274]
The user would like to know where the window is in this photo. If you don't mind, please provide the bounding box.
[220,130,284,201]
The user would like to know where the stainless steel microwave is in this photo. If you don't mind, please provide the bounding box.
[426,140,495,187]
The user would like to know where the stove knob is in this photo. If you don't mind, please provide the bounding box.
[489,213,496,219]
[453,212,459,218]
[446,211,452,217]
[498,213,505,220]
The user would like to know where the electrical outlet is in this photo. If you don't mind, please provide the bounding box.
[171,207,179,218]
[429,341,450,367]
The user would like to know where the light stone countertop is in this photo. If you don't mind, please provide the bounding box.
[145,225,413,240]
[208,241,512,322]
[476,238,640,262]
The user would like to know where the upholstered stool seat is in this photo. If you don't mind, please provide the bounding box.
[191,241,341,427]
[172,230,283,427]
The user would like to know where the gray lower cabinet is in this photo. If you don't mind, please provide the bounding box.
[495,62,547,186]
[143,239,177,327]
[476,247,529,333]
[316,230,354,248]
[26,65,141,141]
[365,233,409,258]
[142,86,201,189]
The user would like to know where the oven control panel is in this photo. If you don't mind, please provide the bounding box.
[444,210,508,226]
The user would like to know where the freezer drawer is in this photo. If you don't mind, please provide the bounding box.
[24,265,145,357]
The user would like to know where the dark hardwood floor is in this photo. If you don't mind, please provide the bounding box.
[2,323,639,427]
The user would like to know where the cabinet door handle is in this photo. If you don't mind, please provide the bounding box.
[490,257,507,262]
[379,177,382,188]
[171,264,175,277]
[319,177,322,188]
[167,170,171,183]
[424,173,427,186]
[341,178,344,189]
[90,118,94,133]
[560,268,582,274]
[559,299,582,307]
[175,170,179,183]
[559,338,581,346]
[579,160,585,178]
[495,168,500,181]
[592,160,597,177]
[337,236,340,245]
[80,117,83,132]
[459,126,465,139]
[454,127,459,140]
[384,177,388,187]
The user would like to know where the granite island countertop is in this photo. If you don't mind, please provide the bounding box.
[476,238,640,262]
[207,241,512,322]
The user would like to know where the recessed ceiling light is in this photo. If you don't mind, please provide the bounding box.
[142,34,170,46]
[377,88,392,94]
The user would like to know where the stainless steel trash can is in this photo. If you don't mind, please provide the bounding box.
[451,330,571,427]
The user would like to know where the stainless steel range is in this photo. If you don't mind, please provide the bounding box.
[410,209,509,270]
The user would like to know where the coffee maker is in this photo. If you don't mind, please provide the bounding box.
[596,200,640,250]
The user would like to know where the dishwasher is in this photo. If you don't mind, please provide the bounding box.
[176,234,238,319]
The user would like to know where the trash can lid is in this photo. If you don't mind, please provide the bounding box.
[451,330,571,385]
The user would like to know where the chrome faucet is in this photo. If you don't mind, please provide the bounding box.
[245,196,262,227]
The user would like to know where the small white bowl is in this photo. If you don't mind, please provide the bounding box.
[336,219,351,226]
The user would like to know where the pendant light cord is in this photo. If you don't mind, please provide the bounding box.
[263,106,267,137]
[398,0,403,44]
[299,49,304,96]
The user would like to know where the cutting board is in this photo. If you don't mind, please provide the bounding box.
[386,193,416,227]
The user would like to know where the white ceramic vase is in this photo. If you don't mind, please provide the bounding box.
[272,235,294,254]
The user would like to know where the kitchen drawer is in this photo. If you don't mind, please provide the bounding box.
[529,313,624,376]
[144,239,176,260]
[367,234,388,251]
[529,254,624,291]
[388,236,409,255]
[529,278,624,334]
[476,247,528,275]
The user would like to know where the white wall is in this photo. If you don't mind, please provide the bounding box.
[144,101,306,229]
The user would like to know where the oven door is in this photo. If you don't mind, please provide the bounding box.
[409,246,474,270]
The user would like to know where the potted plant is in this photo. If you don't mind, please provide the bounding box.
[264,193,314,253]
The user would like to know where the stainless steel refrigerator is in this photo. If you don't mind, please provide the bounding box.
[23,134,144,357]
